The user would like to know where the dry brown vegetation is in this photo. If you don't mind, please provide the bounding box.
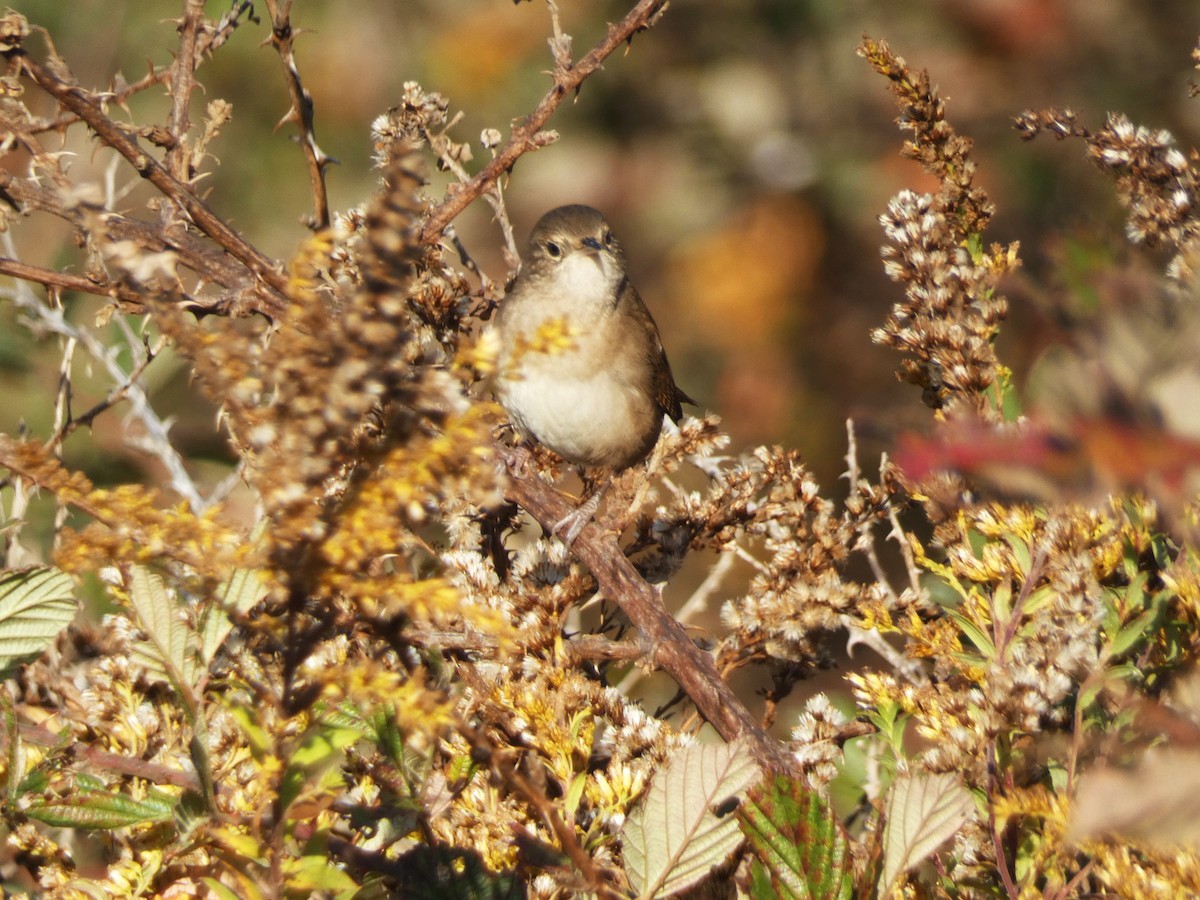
[0,3,1198,897]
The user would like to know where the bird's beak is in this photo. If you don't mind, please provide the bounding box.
[580,236,604,255]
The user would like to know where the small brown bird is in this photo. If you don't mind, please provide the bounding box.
[494,204,694,542]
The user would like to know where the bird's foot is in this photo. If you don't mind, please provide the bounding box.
[505,444,535,478]
[552,487,607,547]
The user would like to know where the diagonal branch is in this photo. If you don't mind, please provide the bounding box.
[27,1,258,137]
[14,51,290,299]
[419,0,670,244]
[0,169,285,317]
[503,450,796,775]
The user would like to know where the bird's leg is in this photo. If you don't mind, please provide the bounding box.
[554,480,609,546]
[504,442,536,478]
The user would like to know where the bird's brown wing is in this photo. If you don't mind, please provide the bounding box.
[624,282,696,424]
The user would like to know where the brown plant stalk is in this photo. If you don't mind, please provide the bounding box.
[12,52,290,299]
[503,451,797,776]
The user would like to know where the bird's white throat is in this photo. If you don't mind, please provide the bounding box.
[553,252,619,311]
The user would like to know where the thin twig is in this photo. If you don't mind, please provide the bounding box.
[842,618,926,683]
[882,451,924,596]
[987,743,1021,900]
[45,336,165,452]
[26,1,258,136]
[1,244,205,510]
[263,0,331,230]
[15,52,290,298]
[673,547,735,626]
[0,170,285,318]
[0,256,144,308]
[845,419,901,606]
[419,0,670,244]
[462,722,624,898]
[165,0,206,187]
[9,719,207,793]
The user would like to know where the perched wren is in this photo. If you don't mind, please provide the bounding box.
[494,204,694,542]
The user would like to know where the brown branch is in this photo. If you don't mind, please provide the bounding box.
[503,453,796,775]
[15,51,290,299]
[164,0,206,185]
[0,169,286,319]
[264,0,331,230]
[0,256,142,307]
[418,0,670,244]
[406,626,646,663]
[27,1,258,137]
[6,720,205,793]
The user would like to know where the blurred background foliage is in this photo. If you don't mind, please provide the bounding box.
[6,0,1200,494]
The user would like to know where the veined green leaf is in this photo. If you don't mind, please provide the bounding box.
[623,737,761,899]
[880,770,974,894]
[27,785,175,829]
[199,567,267,664]
[0,566,77,678]
[126,565,200,697]
[737,773,853,900]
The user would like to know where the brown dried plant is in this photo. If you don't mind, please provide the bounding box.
[0,4,1198,899]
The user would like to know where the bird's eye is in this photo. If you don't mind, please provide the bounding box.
[602,230,614,246]
[545,240,562,258]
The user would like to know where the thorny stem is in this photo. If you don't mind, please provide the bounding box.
[419,0,670,244]
[0,257,144,308]
[26,1,258,136]
[0,170,285,317]
[164,0,205,189]
[504,448,797,775]
[14,52,291,299]
[264,0,332,230]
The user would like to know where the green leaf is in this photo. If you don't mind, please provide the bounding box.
[282,854,359,896]
[0,685,19,800]
[27,785,175,829]
[865,699,908,761]
[947,608,996,659]
[126,566,200,698]
[280,719,365,812]
[737,774,853,900]
[199,567,267,664]
[1109,607,1158,658]
[1001,533,1031,580]
[623,737,761,899]
[879,770,974,894]
[0,566,77,678]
